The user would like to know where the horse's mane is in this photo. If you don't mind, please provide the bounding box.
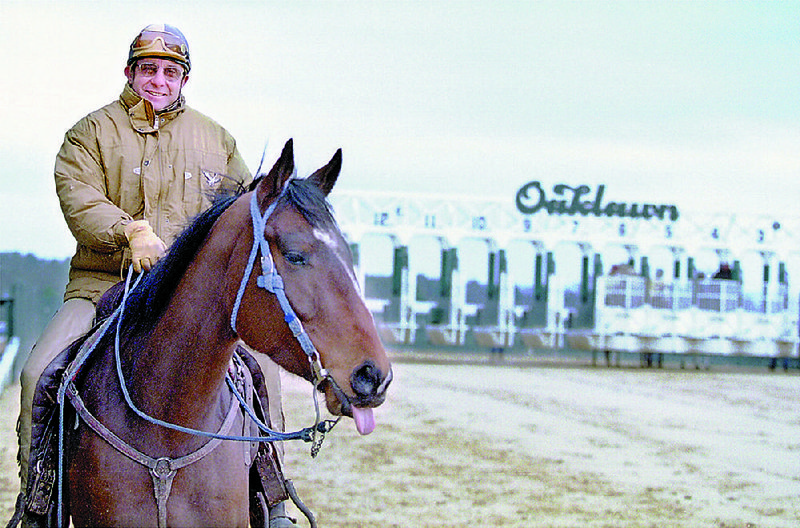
[119,176,335,333]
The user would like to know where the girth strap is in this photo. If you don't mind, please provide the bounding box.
[65,382,240,528]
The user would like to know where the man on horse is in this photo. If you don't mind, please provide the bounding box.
[13,24,296,527]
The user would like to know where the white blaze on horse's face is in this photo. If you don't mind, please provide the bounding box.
[313,227,361,291]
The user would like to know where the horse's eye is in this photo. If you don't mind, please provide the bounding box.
[284,251,307,266]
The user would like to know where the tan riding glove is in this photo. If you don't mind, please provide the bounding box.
[123,220,167,273]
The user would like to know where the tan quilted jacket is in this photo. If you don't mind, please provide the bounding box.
[55,83,252,302]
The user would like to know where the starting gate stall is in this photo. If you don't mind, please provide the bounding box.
[517,249,564,350]
[423,246,474,346]
[634,280,693,355]
[679,279,740,356]
[595,274,648,354]
[375,243,417,345]
[471,247,525,348]
[727,281,798,357]
[332,191,419,345]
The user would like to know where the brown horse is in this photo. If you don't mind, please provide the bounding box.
[55,140,391,527]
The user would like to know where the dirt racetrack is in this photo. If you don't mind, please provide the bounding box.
[2,351,799,527]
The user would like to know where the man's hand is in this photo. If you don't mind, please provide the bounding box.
[123,220,167,273]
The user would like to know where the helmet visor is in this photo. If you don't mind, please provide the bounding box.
[131,30,188,57]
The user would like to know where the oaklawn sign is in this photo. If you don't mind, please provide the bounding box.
[515,182,679,221]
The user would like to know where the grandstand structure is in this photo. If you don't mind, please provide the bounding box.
[330,182,800,361]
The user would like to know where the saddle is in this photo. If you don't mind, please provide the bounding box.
[8,285,289,528]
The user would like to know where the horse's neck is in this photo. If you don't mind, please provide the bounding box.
[127,257,237,429]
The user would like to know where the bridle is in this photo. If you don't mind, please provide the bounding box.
[230,187,348,449]
[231,188,332,391]
[54,186,344,526]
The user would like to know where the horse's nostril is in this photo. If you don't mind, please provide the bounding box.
[350,361,382,399]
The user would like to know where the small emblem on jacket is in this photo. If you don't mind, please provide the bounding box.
[185,172,192,180]
[202,170,222,187]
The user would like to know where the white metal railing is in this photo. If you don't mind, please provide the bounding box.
[0,337,20,394]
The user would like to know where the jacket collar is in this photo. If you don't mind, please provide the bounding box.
[121,83,186,133]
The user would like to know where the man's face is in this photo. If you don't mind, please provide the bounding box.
[125,58,188,112]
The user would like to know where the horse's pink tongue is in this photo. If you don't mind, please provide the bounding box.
[352,406,375,435]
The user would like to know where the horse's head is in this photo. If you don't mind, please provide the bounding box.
[231,140,391,435]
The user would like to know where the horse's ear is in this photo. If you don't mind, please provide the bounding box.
[256,139,295,207]
[307,149,342,197]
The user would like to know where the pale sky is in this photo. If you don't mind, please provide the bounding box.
[1,0,799,259]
